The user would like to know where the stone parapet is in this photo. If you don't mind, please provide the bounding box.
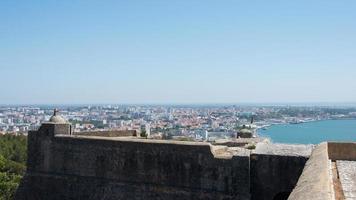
[288,143,334,200]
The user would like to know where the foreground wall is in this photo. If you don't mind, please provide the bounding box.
[327,142,356,161]
[16,123,312,200]
[288,143,333,200]
[16,123,251,200]
[289,142,356,200]
[250,144,311,200]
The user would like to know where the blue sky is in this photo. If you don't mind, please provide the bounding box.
[1,0,356,104]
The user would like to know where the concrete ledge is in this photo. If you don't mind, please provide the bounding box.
[254,143,313,157]
[336,160,356,199]
[288,142,333,200]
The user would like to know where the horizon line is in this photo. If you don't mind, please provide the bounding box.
[1,101,356,107]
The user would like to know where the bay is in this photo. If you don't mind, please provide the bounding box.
[258,119,356,144]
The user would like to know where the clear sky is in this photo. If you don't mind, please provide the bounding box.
[1,0,356,104]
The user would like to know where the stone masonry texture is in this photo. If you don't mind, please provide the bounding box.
[15,123,310,200]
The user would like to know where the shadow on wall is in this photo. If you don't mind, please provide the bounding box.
[273,192,290,200]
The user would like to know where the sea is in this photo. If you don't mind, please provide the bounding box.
[258,119,356,144]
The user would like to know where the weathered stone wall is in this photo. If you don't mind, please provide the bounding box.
[288,143,334,200]
[16,174,248,200]
[250,144,311,200]
[16,123,251,200]
[16,123,313,200]
[327,142,356,161]
[250,154,309,200]
[73,129,137,137]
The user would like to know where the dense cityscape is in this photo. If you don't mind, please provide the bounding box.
[1,105,356,141]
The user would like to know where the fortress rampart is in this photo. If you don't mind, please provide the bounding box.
[15,121,312,200]
[73,129,137,137]
[289,142,356,200]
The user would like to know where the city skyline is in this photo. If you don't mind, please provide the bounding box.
[1,1,356,104]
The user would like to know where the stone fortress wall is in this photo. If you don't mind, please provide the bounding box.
[289,142,356,200]
[15,121,313,200]
[73,129,137,137]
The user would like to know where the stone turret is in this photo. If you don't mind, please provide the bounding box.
[44,109,71,135]
[24,109,72,175]
[36,109,72,137]
[49,109,67,123]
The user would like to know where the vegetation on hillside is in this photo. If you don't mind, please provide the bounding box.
[0,135,27,200]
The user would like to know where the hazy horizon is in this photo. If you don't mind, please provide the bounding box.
[1,0,356,104]
[2,102,356,108]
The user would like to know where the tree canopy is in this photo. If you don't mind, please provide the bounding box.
[0,134,27,200]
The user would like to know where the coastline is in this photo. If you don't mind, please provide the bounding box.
[257,118,356,131]
[257,119,356,144]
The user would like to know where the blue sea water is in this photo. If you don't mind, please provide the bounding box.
[258,120,356,144]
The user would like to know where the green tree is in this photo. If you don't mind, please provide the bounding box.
[0,135,27,200]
